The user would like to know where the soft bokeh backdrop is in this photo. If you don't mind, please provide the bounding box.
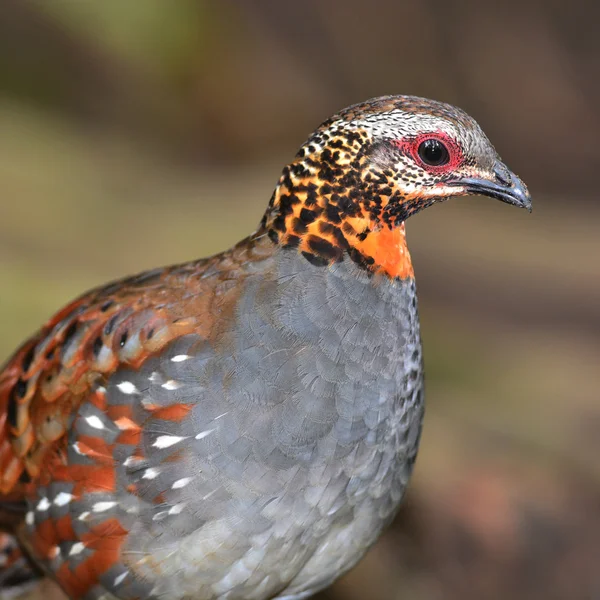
[1,1,599,599]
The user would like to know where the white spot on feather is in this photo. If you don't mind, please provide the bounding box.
[54,492,73,506]
[161,380,182,391]
[168,503,185,515]
[171,354,191,363]
[117,381,138,395]
[123,456,143,467]
[78,511,90,521]
[115,416,138,431]
[25,511,34,525]
[69,542,85,556]
[142,468,160,480]
[195,428,215,440]
[92,501,117,513]
[172,477,193,489]
[36,497,50,511]
[153,435,187,449]
[113,571,128,586]
[85,415,105,430]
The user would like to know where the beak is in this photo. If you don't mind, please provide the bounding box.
[451,162,532,212]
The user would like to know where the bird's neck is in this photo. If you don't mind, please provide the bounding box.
[260,162,414,280]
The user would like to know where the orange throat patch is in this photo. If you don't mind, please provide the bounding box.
[262,148,416,280]
[352,221,414,280]
[264,191,414,280]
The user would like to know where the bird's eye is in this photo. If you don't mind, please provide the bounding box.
[417,138,450,167]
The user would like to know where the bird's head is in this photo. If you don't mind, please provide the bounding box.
[262,95,531,279]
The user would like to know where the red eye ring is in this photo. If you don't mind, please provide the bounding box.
[394,131,463,173]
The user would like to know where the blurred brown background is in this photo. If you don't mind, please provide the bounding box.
[0,1,599,599]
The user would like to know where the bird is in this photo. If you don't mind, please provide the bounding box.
[0,95,531,600]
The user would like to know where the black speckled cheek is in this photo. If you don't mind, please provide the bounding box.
[262,113,465,271]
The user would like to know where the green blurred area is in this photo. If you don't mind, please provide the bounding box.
[1,2,600,599]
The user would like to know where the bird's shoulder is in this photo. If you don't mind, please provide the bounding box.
[0,233,276,500]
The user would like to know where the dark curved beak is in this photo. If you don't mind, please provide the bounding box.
[452,162,532,212]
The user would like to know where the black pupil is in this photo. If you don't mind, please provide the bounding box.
[418,139,449,166]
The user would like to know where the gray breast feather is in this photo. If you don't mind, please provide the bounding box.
[94,251,424,600]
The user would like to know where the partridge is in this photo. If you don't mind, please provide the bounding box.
[0,96,531,600]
